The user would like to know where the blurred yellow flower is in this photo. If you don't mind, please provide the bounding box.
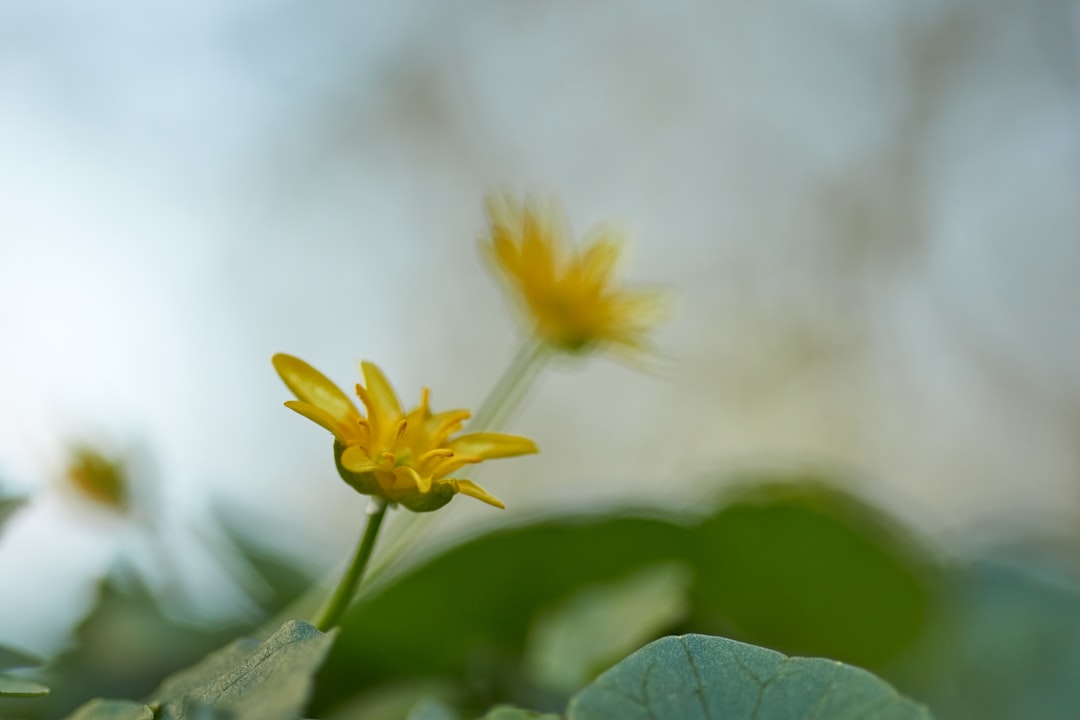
[67,446,128,511]
[273,354,537,512]
[483,192,667,354]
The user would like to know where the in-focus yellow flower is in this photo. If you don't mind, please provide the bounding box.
[483,191,666,354]
[67,447,128,511]
[273,354,537,512]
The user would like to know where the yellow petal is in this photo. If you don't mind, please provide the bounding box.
[339,444,379,474]
[426,409,471,445]
[428,453,482,479]
[449,432,538,460]
[451,479,505,509]
[610,290,669,333]
[273,355,359,427]
[521,198,558,279]
[579,231,622,287]
[395,465,431,493]
[360,361,403,432]
[490,234,524,280]
[401,388,432,444]
[284,400,361,445]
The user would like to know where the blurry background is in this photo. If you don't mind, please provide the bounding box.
[1,0,1078,692]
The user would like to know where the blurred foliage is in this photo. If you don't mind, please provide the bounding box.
[61,619,334,720]
[688,482,934,667]
[0,514,311,719]
[315,513,690,715]
[0,640,48,702]
[0,491,25,533]
[321,679,464,720]
[64,700,154,720]
[313,477,936,716]
[480,707,560,720]
[4,475,1080,719]
[522,562,692,694]
[25,577,248,718]
[0,675,49,699]
[890,549,1080,720]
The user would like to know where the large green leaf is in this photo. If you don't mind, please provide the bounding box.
[688,483,933,668]
[315,513,690,711]
[568,634,932,720]
[316,482,935,714]
[149,619,336,720]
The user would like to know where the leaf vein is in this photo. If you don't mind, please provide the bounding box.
[677,637,712,720]
[184,630,309,712]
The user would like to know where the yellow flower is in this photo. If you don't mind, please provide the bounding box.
[272,354,537,512]
[482,192,666,354]
[67,446,128,511]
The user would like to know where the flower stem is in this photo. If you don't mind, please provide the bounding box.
[467,336,549,433]
[311,499,388,631]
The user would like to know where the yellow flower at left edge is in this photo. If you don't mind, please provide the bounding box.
[272,354,538,512]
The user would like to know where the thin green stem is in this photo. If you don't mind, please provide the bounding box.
[311,499,388,631]
[467,336,549,433]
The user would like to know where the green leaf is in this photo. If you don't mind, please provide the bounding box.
[689,482,933,668]
[524,562,691,693]
[0,644,41,672]
[0,644,48,700]
[891,553,1080,720]
[0,673,50,697]
[150,619,336,720]
[39,577,257,718]
[316,514,690,712]
[567,634,932,720]
[316,482,935,714]
[321,679,464,720]
[480,706,561,720]
[64,699,155,720]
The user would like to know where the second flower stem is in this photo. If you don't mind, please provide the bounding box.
[467,336,549,433]
[311,499,388,632]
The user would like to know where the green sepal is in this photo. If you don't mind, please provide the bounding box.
[396,484,455,513]
[333,441,384,497]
